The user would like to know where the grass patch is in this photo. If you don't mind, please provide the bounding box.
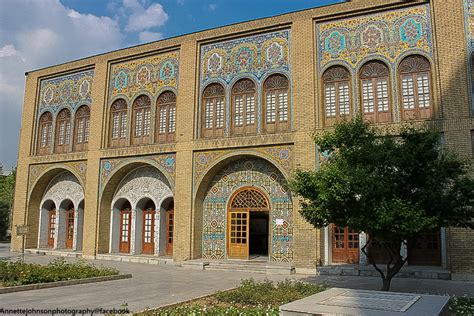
[449,296,474,315]
[138,279,326,316]
[0,258,119,286]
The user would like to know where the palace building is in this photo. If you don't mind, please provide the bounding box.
[11,0,474,278]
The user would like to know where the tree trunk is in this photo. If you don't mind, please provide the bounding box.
[381,278,392,291]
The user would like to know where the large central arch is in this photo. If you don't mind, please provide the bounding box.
[194,156,293,262]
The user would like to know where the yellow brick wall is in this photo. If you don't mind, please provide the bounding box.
[11,0,474,273]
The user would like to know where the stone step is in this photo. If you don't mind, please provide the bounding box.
[95,253,175,265]
[182,259,295,274]
[25,248,81,258]
[317,265,451,280]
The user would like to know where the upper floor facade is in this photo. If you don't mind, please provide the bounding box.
[21,0,474,161]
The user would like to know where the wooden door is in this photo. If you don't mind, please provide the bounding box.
[119,209,131,253]
[65,208,74,249]
[408,230,441,266]
[228,211,249,259]
[47,208,56,247]
[332,226,359,263]
[142,210,155,255]
[165,209,174,256]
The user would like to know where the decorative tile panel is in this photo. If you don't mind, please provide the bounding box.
[39,70,94,115]
[202,158,293,262]
[29,161,87,193]
[200,29,290,86]
[108,52,179,103]
[194,145,293,190]
[99,154,176,192]
[317,4,433,70]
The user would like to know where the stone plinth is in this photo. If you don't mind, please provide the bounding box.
[280,288,450,316]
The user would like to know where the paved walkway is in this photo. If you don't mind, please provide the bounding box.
[1,243,473,313]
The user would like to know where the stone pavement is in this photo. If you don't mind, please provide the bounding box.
[1,243,473,313]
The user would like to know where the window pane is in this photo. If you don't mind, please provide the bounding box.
[120,112,127,138]
[246,95,255,125]
[417,73,430,108]
[65,121,71,144]
[135,110,143,137]
[278,91,288,122]
[41,125,48,147]
[169,106,176,133]
[77,118,84,143]
[159,107,167,133]
[47,124,52,146]
[205,99,213,129]
[402,75,415,110]
[266,92,276,123]
[362,80,374,113]
[143,108,151,136]
[216,98,224,128]
[84,118,90,142]
[376,79,389,112]
[325,84,336,117]
[58,121,65,145]
[112,113,120,139]
[234,96,243,126]
[338,83,350,115]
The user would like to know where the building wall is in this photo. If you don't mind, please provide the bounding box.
[11,0,474,273]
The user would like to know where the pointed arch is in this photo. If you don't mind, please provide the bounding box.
[201,82,226,138]
[322,65,352,126]
[55,108,72,153]
[109,98,128,148]
[263,74,290,133]
[74,105,90,152]
[37,111,53,155]
[131,94,152,145]
[156,90,177,143]
[231,78,257,136]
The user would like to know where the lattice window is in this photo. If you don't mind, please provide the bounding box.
[74,105,90,152]
[399,55,432,120]
[322,66,351,126]
[263,74,290,133]
[232,79,256,135]
[156,91,177,143]
[202,83,225,138]
[110,99,128,147]
[55,108,72,153]
[132,95,151,144]
[38,112,53,155]
[230,188,269,209]
[360,61,391,123]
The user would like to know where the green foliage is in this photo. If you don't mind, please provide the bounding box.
[139,279,325,315]
[449,296,474,315]
[0,258,119,286]
[0,168,16,240]
[290,117,474,243]
[215,278,325,306]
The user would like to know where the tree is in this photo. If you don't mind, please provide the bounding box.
[290,117,474,291]
[0,168,16,241]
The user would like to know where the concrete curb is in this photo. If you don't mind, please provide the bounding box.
[0,274,132,294]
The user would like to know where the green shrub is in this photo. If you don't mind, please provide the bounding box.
[0,258,119,286]
[449,296,474,315]
[144,305,279,316]
[215,278,326,306]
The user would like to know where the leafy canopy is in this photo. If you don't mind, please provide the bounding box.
[290,117,474,243]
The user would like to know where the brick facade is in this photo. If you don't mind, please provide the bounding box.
[11,0,474,276]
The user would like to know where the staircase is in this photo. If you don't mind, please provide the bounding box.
[182,259,295,275]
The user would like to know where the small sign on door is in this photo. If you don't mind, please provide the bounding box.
[16,225,29,235]
[276,219,284,226]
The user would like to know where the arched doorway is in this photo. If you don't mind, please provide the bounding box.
[139,199,155,255]
[119,201,132,253]
[227,187,270,259]
[159,197,174,256]
[47,203,56,248]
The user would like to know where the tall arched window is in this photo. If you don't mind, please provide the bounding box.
[55,108,72,153]
[399,55,432,120]
[360,61,391,123]
[74,105,90,152]
[37,112,53,155]
[322,66,351,126]
[156,91,177,143]
[263,74,290,133]
[231,79,256,136]
[132,95,151,145]
[201,83,225,138]
[109,99,128,148]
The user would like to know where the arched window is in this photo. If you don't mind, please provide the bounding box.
[156,91,177,143]
[322,66,351,126]
[360,61,391,123]
[231,79,256,136]
[55,108,72,153]
[74,105,90,152]
[201,83,225,138]
[399,55,432,120]
[37,112,53,155]
[109,99,128,147]
[132,95,151,145]
[263,74,290,133]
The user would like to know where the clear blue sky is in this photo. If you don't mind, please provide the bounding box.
[0,0,342,172]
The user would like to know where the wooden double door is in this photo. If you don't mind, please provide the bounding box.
[408,230,441,266]
[227,188,270,259]
[119,205,174,255]
[332,226,360,263]
[47,206,56,247]
[65,207,75,249]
